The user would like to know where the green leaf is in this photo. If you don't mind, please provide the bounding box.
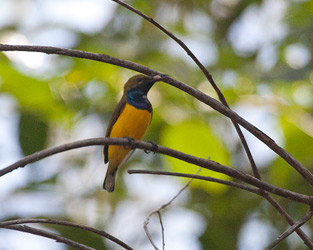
[19,112,48,156]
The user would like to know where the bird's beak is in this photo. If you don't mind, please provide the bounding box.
[151,74,168,82]
[152,75,162,81]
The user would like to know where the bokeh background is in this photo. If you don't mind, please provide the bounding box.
[0,0,313,249]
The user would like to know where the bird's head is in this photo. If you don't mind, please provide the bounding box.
[123,74,163,95]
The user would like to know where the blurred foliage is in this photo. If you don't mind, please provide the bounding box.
[161,119,230,193]
[0,0,313,250]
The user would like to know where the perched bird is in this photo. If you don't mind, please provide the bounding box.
[103,74,163,192]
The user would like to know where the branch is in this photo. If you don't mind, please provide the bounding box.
[144,169,201,250]
[0,218,133,250]
[3,224,96,250]
[129,169,261,195]
[1,137,312,205]
[261,192,313,249]
[129,169,313,249]
[265,209,313,250]
[1,43,311,187]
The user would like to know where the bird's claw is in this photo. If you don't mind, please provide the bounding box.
[123,137,135,149]
[144,141,158,154]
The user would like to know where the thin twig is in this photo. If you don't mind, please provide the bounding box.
[129,169,261,195]
[261,192,313,249]
[1,137,312,205]
[157,211,165,250]
[144,169,201,250]
[143,221,159,250]
[265,209,313,250]
[0,44,312,186]
[3,224,96,250]
[0,218,134,250]
[126,163,310,206]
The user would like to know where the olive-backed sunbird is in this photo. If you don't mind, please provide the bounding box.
[103,74,163,192]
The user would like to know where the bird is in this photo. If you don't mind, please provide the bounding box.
[103,74,163,192]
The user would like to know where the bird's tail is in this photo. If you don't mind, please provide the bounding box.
[103,168,117,192]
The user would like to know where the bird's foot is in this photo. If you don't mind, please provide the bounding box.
[144,141,158,154]
[123,136,135,149]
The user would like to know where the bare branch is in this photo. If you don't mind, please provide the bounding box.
[144,169,201,250]
[3,224,96,250]
[0,43,311,187]
[129,169,313,249]
[129,169,264,195]
[144,224,159,250]
[157,211,165,250]
[261,192,313,249]
[0,218,134,250]
[265,209,313,250]
[1,137,312,205]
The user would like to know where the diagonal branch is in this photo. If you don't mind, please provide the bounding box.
[263,194,313,249]
[265,209,313,250]
[0,44,311,186]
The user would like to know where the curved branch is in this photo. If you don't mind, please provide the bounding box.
[0,44,311,186]
[0,137,312,205]
[0,218,133,250]
[3,224,96,250]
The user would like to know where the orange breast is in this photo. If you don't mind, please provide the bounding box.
[108,103,152,167]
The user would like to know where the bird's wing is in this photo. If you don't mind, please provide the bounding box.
[104,98,126,163]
